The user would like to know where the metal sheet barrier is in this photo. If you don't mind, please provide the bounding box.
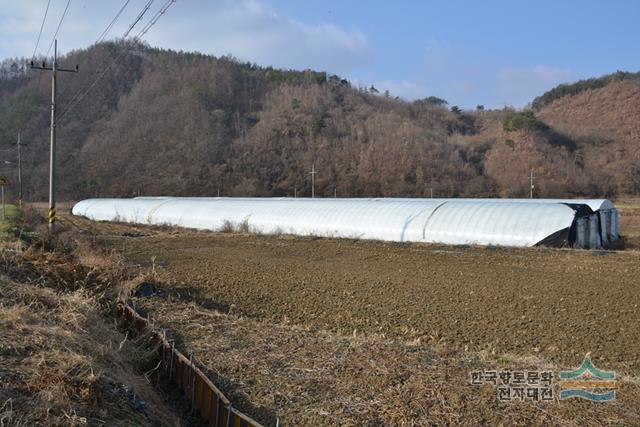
[118,301,264,427]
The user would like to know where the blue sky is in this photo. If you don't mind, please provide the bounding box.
[1,0,639,108]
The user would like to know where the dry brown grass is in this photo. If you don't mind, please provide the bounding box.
[219,219,251,234]
[0,207,186,426]
[134,294,640,426]
[616,197,640,248]
[0,271,184,426]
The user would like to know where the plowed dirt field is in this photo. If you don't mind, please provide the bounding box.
[61,213,640,425]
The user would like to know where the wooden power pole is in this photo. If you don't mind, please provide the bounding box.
[310,161,317,198]
[30,40,78,230]
[17,132,22,208]
[530,169,534,199]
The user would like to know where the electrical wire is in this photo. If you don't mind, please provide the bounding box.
[32,0,52,59]
[58,0,175,122]
[31,0,53,93]
[45,0,72,58]
[60,0,160,109]
[135,0,172,36]
[58,0,134,104]
[124,0,154,38]
[96,0,131,43]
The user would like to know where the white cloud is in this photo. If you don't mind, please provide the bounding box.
[497,65,575,107]
[148,0,371,73]
[0,0,97,58]
[0,0,371,74]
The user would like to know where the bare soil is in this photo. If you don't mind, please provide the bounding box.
[95,232,640,373]
[133,294,640,426]
[59,212,640,426]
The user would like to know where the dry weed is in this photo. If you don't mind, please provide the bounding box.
[133,295,640,426]
[0,225,185,427]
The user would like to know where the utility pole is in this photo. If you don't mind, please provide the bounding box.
[530,169,534,199]
[30,40,78,231]
[17,132,22,208]
[310,161,317,198]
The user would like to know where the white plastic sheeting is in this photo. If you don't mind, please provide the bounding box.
[383,198,613,211]
[387,198,618,247]
[72,197,586,247]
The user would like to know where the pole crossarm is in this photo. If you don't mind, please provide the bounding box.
[30,61,78,73]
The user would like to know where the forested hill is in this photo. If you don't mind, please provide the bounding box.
[0,41,638,201]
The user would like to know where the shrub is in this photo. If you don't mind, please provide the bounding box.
[503,111,547,132]
[415,96,448,107]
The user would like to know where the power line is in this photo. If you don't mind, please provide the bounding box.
[44,0,72,58]
[124,0,154,38]
[96,0,131,44]
[60,0,175,120]
[136,0,173,36]
[45,0,72,58]
[58,0,134,106]
[59,0,175,122]
[59,0,166,115]
[31,0,54,92]
[32,0,52,59]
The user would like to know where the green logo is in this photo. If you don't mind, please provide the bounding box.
[559,356,616,401]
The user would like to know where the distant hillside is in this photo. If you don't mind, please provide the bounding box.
[0,42,638,200]
[531,71,640,111]
[537,78,640,195]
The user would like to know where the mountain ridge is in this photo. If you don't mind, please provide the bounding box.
[0,42,638,200]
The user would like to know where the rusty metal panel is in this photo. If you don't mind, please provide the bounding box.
[200,384,212,422]
[182,361,189,393]
[221,404,230,427]
[179,359,186,390]
[210,394,222,427]
[119,300,263,427]
[194,374,203,412]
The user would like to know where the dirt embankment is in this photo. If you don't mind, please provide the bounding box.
[0,211,187,426]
